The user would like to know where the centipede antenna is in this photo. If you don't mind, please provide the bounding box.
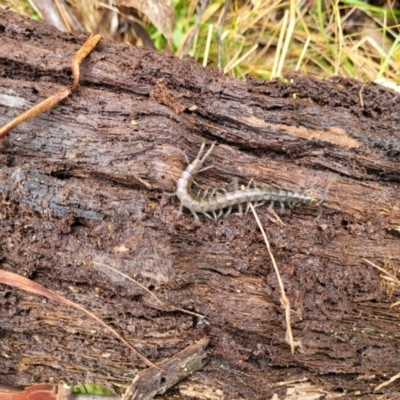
[314,208,323,223]
[318,180,332,207]
[199,141,216,164]
[197,142,206,158]
[314,179,332,224]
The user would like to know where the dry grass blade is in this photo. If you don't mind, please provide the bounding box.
[271,9,289,79]
[0,269,162,370]
[0,34,101,138]
[248,202,295,354]
[217,0,229,68]
[363,258,400,308]
[363,258,399,283]
[8,0,400,81]
[179,0,209,57]
[374,371,400,392]
[117,0,175,47]
[277,0,296,77]
[91,261,204,318]
[203,23,214,67]
[224,43,258,74]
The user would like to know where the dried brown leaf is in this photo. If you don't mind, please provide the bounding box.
[116,0,175,46]
[0,269,161,370]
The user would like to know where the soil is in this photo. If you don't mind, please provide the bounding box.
[0,8,400,399]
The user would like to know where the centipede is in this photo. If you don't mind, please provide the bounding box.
[174,141,324,221]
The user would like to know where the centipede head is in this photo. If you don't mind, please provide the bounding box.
[310,197,319,208]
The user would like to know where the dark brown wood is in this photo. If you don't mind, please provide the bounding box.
[0,9,400,399]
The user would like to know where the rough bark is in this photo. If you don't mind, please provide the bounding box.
[0,9,399,399]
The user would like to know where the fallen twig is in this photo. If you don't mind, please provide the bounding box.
[0,34,101,138]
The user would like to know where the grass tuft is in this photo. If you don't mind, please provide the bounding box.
[1,0,399,82]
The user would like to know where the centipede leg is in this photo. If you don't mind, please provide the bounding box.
[199,165,214,173]
[177,204,183,217]
[224,206,232,217]
[190,209,200,220]
[314,206,323,223]
[246,180,254,192]
[164,167,181,195]
[210,188,218,197]
[202,212,214,220]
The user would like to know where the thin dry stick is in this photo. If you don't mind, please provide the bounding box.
[374,371,400,392]
[91,261,204,318]
[248,202,295,354]
[0,34,101,138]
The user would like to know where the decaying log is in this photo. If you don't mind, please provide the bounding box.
[0,9,400,399]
